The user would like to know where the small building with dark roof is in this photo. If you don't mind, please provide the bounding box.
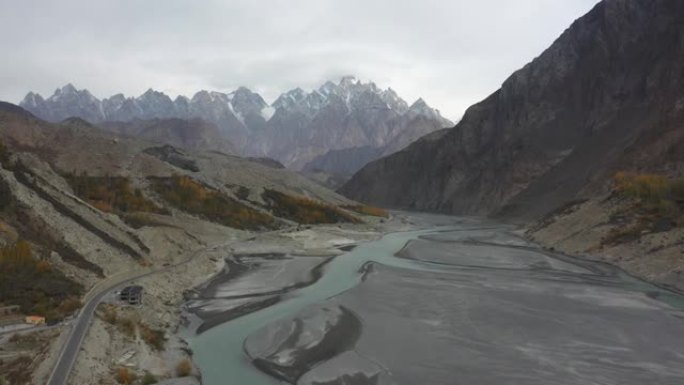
[119,285,143,305]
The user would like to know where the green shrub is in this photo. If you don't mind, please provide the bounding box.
[141,372,158,385]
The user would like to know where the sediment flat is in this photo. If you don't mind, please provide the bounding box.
[240,221,684,385]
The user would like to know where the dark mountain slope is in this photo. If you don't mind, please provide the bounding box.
[341,0,684,220]
[101,118,236,154]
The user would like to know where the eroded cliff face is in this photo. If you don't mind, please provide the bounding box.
[341,0,684,219]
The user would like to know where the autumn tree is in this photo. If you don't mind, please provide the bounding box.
[115,367,136,385]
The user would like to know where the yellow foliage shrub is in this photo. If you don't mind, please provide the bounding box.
[115,367,136,385]
[262,189,362,224]
[342,204,389,218]
[63,173,166,215]
[176,359,192,377]
[614,172,670,204]
[151,176,275,230]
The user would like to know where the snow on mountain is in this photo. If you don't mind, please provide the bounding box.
[19,77,452,171]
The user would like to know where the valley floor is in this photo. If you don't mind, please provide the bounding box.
[65,216,392,385]
[185,212,684,385]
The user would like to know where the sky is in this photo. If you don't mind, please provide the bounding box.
[0,0,600,121]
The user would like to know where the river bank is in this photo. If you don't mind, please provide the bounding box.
[64,212,402,385]
[186,213,684,385]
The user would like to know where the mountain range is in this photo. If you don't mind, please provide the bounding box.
[19,77,452,172]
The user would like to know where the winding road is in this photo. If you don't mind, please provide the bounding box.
[46,243,225,385]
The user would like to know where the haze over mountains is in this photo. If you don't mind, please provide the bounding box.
[20,77,452,173]
[342,0,684,220]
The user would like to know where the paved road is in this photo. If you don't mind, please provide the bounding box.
[46,243,227,385]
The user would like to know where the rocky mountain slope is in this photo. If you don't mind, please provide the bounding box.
[341,0,684,221]
[0,101,360,284]
[0,101,385,383]
[100,118,236,155]
[302,114,447,178]
[19,78,451,171]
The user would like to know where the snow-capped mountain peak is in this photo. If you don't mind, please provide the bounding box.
[19,79,451,170]
[339,75,358,88]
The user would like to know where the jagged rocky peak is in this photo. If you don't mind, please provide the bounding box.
[230,86,268,116]
[20,91,45,109]
[381,87,409,114]
[408,98,431,115]
[51,83,77,97]
[318,81,340,97]
[48,83,99,104]
[339,75,358,88]
[135,88,175,118]
[138,88,172,101]
[17,77,452,171]
[191,90,230,105]
[102,93,126,111]
[20,77,448,125]
[19,83,105,122]
[270,76,447,122]
[273,87,307,110]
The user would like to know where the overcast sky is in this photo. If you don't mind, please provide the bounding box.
[0,0,599,121]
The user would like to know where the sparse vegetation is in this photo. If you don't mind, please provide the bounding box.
[121,212,173,229]
[602,172,684,246]
[115,367,137,385]
[0,139,10,169]
[101,304,118,324]
[342,204,389,218]
[235,185,251,200]
[63,172,167,215]
[150,175,275,230]
[0,239,83,321]
[176,358,193,377]
[139,323,166,351]
[262,189,361,224]
[613,172,679,208]
[141,372,158,385]
[99,305,166,350]
[0,356,31,385]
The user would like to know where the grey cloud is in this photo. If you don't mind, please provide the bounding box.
[0,0,599,121]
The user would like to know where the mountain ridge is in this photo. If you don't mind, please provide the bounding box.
[340,0,684,220]
[19,77,452,171]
